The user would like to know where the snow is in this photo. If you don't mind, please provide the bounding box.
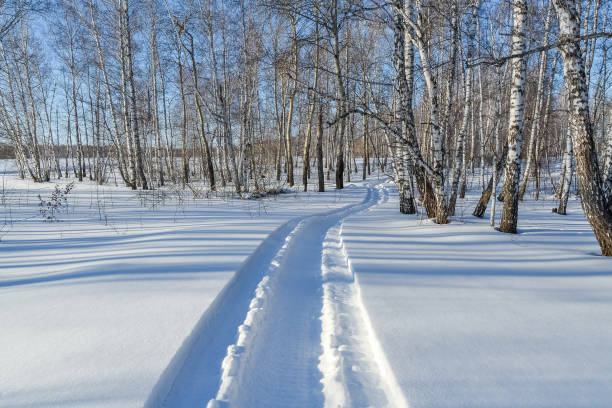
[320,220,408,408]
[343,181,612,408]
[2,160,611,407]
[202,182,399,408]
[0,165,367,408]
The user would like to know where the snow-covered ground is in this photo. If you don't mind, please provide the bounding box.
[343,181,612,408]
[1,160,611,407]
[0,165,371,407]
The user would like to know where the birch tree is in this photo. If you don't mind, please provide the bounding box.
[499,0,527,234]
[303,1,320,192]
[552,0,612,255]
[519,2,553,200]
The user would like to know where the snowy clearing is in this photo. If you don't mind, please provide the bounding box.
[1,166,611,408]
[0,169,369,407]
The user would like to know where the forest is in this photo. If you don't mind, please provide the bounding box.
[1,0,611,252]
[2,1,612,407]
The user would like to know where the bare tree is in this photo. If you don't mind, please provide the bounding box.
[499,0,527,234]
[552,0,612,255]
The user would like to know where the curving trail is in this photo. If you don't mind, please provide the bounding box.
[147,181,406,408]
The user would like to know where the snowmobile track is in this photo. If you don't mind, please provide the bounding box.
[146,181,407,408]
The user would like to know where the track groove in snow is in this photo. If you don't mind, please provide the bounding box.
[145,216,309,408]
[320,217,408,408]
[206,220,307,407]
[182,181,407,408]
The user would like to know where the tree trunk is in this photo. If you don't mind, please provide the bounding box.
[391,1,416,214]
[448,3,478,216]
[330,0,346,189]
[68,30,84,182]
[499,0,527,234]
[519,4,552,200]
[474,146,508,218]
[177,51,189,185]
[302,16,319,192]
[123,0,147,190]
[118,1,136,189]
[149,2,164,187]
[552,0,612,255]
[556,132,573,214]
[362,112,368,180]
[316,107,325,192]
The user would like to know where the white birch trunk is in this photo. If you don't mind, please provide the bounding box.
[499,0,527,234]
[448,2,478,216]
[552,0,612,255]
[410,14,447,223]
[519,3,552,200]
[557,131,573,215]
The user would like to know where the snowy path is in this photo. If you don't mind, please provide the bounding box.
[148,182,406,408]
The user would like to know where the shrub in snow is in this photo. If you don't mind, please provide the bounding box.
[38,182,75,222]
[245,187,292,200]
